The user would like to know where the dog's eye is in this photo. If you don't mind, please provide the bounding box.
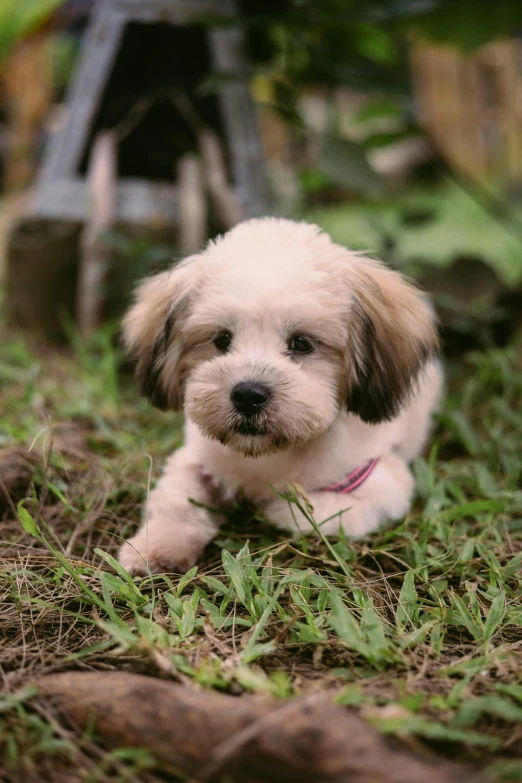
[213,330,232,352]
[288,335,314,354]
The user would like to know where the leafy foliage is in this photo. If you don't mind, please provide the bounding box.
[240,0,522,101]
[0,0,65,67]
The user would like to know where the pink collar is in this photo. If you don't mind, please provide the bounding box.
[318,458,379,494]
[198,458,379,500]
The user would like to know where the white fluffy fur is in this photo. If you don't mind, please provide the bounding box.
[119,218,443,575]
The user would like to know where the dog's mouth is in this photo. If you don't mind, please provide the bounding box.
[233,421,267,436]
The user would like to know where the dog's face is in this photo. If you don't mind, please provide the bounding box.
[124,219,438,457]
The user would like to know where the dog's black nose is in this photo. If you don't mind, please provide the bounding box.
[231,382,271,418]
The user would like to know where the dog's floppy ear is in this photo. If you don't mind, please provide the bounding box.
[122,259,199,410]
[346,259,438,424]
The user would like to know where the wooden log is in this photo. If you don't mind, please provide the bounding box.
[6,218,81,339]
[37,672,484,783]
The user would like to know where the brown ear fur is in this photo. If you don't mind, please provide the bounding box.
[346,260,438,424]
[122,261,197,410]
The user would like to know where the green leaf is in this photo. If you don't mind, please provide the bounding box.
[222,549,254,614]
[360,602,391,660]
[438,499,505,524]
[400,620,437,650]
[17,501,40,538]
[483,592,506,642]
[319,136,384,198]
[241,642,278,664]
[459,538,475,563]
[496,683,522,705]
[473,463,498,498]
[94,548,145,600]
[97,573,130,630]
[0,0,65,67]
[335,685,367,707]
[200,575,229,595]
[0,685,39,714]
[236,541,253,574]
[440,411,480,456]
[485,759,522,782]
[456,695,522,727]
[329,593,364,647]
[356,24,396,64]
[165,593,183,617]
[242,571,311,662]
[181,600,195,639]
[410,0,522,51]
[175,566,199,597]
[397,570,418,628]
[447,591,483,641]
[430,622,445,656]
[371,713,499,749]
[412,458,431,500]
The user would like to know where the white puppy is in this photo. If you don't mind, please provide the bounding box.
[119,218,442,575]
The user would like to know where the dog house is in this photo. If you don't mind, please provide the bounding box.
[30,0,271,223]
[7,0,271,337]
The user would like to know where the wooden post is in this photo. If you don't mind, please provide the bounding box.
[200,129,244,229]
[177,154,206,254]
[77,132,116,336]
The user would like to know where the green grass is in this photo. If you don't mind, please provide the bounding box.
[1,322,522,782]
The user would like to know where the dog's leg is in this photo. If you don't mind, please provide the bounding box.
[264,453,415,538]
[119,448,222,575]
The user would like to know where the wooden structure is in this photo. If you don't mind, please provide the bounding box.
[30,0,271,224]
[9,0,271,337]
[411,38,522,183]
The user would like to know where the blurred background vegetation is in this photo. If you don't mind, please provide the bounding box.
[1,6,522,780]
[0,0,522,351]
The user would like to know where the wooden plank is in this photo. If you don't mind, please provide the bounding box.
[209,25,272,216]
[491,40,522,180]
[111,0,235,20]
[37,6,125,184]
[30,178,178,224]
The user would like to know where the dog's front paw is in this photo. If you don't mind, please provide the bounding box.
[118,533,196,576]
